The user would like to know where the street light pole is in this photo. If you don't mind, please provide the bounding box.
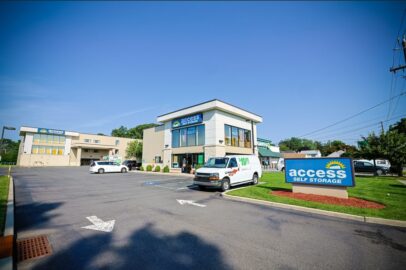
[0,126,16,152]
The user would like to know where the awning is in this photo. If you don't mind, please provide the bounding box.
[258,147,281,158]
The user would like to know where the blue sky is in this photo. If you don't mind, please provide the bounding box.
[1,1,405,145]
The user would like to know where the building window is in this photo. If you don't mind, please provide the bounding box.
[32,146,38,154]
[172,129,180,148]
[84,149,89,153]
[94,150,99,153]
[115,140,120,146]
[180,128,187,147]
[244,130,251,148]
[225,125,231,146]
[33,134,40,144]
[84,139,91,143]
[94,140,100,144]
[187,126,196,146]
[155,156,162,163]
[172,124,205,148]
[231,127,238,146]
[225,124,251,148]
[197,125,205,146]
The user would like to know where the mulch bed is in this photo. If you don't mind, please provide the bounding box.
[271,191,385,209]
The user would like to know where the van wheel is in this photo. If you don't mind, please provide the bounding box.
[98,168,104,174]
[252,173,259,185]
[281,167,285,172]
[197,185,206,191]
[221,178,230,192]
[375,169,383,176]
[121,168,127,173]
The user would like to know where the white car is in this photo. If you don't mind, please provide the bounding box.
[194,155,262,191]
[90,161,129,174]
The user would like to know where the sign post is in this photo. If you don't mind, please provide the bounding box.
[285,158,355,199]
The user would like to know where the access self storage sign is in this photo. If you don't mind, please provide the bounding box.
[285,158,355,187]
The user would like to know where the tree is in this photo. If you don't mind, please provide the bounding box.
[357,132,385,167]
[111,123,157,139]
[389,118,406,135]
[128,123,158,139]
[111,126,130,138]
[126,141,143,160]
[382,129,406,176]
[278,137,317,152]
[0,139,20,163]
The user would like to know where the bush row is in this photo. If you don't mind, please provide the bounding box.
[140,165,170,173]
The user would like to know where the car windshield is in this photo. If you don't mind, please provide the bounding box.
[203,158,229,168]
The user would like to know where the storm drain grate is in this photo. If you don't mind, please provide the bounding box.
[17,235,52,262]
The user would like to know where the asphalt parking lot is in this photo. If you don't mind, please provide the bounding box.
[8,167,406,270]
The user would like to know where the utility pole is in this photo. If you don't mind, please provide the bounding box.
[380,121,384,134]
[390,37,406,73]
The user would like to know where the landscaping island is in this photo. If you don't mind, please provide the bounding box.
[0,175,10,235]
[227,172,406,221]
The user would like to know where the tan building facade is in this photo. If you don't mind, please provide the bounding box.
[142,99,263,173]
[17,126,139,167]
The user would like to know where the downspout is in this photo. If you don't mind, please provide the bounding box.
[251,120,255,154]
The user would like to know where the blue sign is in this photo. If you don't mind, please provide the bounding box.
[38,128,65,135]
[285,158,355,187]
[172,113,203,128]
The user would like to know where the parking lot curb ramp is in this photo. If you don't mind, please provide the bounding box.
[221,192,406,228]
[0,176,15,270]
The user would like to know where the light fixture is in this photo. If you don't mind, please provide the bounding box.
[219,140,224,144]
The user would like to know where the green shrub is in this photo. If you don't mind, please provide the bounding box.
[154,165,161,172]
[163,166,170,173]
[140,166,144,171]
[146,165,153,171]
[195,164,203,170]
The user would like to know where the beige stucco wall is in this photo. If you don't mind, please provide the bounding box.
[225,146,255,155]
[18,154,71,167]
[142,125,165,166]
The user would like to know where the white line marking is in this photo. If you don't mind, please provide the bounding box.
[82,216,115,232]
[177,199,206,207]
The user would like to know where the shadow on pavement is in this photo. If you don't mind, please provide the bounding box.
[33,223,231,270]
[16,202,64,231]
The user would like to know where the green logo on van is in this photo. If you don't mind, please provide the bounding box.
[239,157,249,166]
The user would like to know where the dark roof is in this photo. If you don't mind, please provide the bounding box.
[258,147,281,158]
[157,99,262,118]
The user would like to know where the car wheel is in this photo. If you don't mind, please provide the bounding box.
[375,169,383,176]
[281,167,285,172]
[121,168,127,173]
[252,173,259,185]
[221,178,230,192]
[98,168,104,174]
[197,185,206,191]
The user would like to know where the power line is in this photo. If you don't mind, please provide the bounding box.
[298,91,406,138]
[310,114,405,141]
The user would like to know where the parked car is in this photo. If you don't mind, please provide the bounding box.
[277,158,285,171]
[194,155,262,191]
[353,160,389,176]
[370,159,391,170]
[122,160,141,171]
[90,161,129,174]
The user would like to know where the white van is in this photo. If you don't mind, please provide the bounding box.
[194,155,262,191]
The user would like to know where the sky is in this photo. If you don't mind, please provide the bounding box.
[0,1,405,145]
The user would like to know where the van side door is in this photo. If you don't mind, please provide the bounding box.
[226,158,241,184]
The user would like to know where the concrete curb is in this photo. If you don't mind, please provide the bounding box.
[221,191,406,228]
[129,170,194,178]
[0,176,14,270]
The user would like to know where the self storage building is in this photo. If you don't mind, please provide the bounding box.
[142,99,263,173]
[17,126,138,166]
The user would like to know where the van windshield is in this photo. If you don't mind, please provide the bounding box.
[204,158,229,168]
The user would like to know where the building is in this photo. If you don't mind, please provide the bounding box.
[327,150,345,157]
[17,126,138,167]
[257,138,281,170]
[299,150,322,158]
[142,99,263,173]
